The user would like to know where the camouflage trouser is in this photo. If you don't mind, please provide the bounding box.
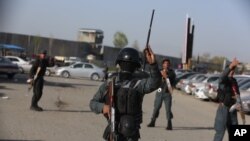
[151,91,173,121]
[213,103,238,141]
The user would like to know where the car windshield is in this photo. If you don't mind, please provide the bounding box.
[212,79,219,84]
[196,76,207,82]
[207,76,219,83]
[186,74,198,79]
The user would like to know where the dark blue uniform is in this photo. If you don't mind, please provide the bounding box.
[148,68,176,129]
[29,56,49,111]
[89,63,161,141]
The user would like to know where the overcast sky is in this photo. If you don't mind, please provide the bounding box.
[1,0,250,63]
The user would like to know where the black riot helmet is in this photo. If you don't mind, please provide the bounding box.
[115,48,141,69]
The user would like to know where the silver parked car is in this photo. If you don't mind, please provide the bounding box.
[204,75,250,101]
[240,90,250,113]
[55,62,105,81]
[189,74,220,100]
[204,79,219,101]
[181,74,207,94]
[5,56,32,73]
[175,72,198,90]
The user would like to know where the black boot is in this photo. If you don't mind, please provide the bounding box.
[166,120,172,130]
[147,119,156,127]
[30,105,43,112]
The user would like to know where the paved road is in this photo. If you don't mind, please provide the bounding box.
[0,74,249,141]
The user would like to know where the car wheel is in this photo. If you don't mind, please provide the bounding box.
[7,73,15,79]
[62,71,70,78]
[45,69,51,76]
[91,73,100,81]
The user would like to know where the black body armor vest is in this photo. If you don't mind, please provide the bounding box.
[115,79,142,115]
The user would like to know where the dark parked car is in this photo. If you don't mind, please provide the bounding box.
[0,56,20,79]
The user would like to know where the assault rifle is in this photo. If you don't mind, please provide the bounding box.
[106,76,117,141]
[27,67,41,92]
[163,69,173,94]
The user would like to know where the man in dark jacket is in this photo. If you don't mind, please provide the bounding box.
[213,58,241,141]
[147,58,176,130]
[89,47,161,141]
[28,50,49,111]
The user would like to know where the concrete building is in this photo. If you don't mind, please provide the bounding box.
[77,28,104,47]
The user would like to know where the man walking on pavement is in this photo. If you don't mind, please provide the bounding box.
[147,58,176,130]
[213,58,241,141]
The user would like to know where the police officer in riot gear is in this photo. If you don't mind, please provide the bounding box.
[147,58,176,130]
[28,50,49,111]
[89,47,161,141]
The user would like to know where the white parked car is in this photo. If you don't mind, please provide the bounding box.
[184,75,207,95]
[5,56,32,73]
[55,62,105,81]
[240,90,250,113]
[188,74,220,95]
[194,85,210,100]
[181,74,206,93]
[204,75,250,101]
[203,80,219,101]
